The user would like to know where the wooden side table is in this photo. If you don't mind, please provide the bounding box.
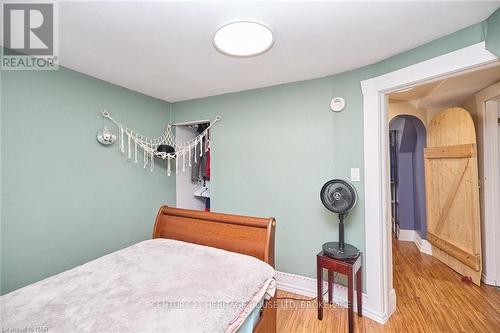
[316,251,362,333]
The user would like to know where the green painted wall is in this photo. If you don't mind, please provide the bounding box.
[486,8,500,56]
[172,22,490,283]
[0,67,175,294]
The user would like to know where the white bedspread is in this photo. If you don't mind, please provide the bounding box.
[1,239,276,333]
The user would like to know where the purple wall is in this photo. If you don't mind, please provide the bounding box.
[410,117,427,239]
[398,152,415,230]
[389,116,427,239]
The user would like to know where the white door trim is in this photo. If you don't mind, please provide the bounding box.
[497,99,500,286]
[479,93,500,286]
[360,42,499,323]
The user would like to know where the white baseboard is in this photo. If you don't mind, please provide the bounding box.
[398,229,416,242]
[388,288,397,318]
[481,273,498,286]
[415,232,433,255]
[275,271,389,325]
[398,229,432,255]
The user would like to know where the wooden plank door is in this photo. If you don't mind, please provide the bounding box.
[424,107,482,285]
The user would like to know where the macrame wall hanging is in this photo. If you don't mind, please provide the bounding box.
[100,110,221,176]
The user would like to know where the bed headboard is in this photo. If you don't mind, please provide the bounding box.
[152,206,276,267]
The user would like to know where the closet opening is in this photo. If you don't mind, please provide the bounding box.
[175,120,211,211]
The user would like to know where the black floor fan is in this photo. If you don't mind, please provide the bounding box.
[320,179,360,260]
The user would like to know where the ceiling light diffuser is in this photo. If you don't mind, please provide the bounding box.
[213,21,274,57]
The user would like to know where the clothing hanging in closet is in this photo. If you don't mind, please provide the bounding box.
[205,149,210,179]
[191,142,202,181]
[191,124,211,182]
[190,139,210,181]
[189,124,211,211]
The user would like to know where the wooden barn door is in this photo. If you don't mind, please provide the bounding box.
[424,107,482,285]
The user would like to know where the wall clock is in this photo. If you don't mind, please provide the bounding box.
[330,97,346,112]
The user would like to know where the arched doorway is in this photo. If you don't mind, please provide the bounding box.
[389,115,427,241]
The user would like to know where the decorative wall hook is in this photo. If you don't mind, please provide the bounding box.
[97,125,117,145]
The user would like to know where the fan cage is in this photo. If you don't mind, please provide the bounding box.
[320,179,358,214]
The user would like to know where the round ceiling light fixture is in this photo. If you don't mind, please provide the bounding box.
[213,21,274,57]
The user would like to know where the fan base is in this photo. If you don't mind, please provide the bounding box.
[322,242,360,261]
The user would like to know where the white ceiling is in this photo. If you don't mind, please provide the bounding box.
[53,1,500,102]
[389,63,500,108]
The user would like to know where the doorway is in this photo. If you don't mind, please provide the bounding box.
[387,64,500,285]
[360,42,500,322]
[482,96,500,286]
[388,115,427,242]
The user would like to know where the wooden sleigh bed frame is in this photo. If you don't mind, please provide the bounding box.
[153,206,277,333]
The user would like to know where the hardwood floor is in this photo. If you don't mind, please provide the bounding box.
[276,240,500,332]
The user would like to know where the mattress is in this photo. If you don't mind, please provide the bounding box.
[1,239,276,333]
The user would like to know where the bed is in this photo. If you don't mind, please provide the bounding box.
[1,206,277,333]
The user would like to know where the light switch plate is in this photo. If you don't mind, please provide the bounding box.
[351,168,360,182]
